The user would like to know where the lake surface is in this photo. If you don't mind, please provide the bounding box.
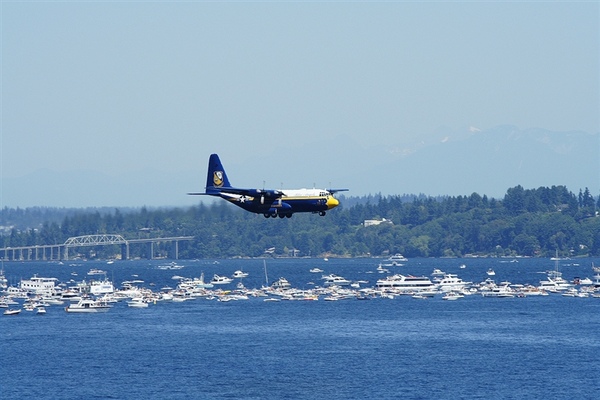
[1,257,599,399]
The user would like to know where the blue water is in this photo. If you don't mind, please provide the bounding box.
[2,258,600,399]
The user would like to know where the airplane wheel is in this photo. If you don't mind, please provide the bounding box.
[319,211,326,216]
[278,214,285,218]
[263,213,271,218]
[286,214,292,218]
[271,213,277,218]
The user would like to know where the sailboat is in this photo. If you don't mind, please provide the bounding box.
[539,251,573,292]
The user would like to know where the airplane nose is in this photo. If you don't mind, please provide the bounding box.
[326,196,339,209]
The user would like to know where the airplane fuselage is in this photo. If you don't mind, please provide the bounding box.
[219,188,340,218]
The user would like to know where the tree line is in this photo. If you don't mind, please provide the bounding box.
[1,185,599,259]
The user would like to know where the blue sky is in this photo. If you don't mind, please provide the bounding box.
[1,1,598,207]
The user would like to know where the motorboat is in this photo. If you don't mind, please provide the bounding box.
[538,265,573,291]
[65,298,111,313]
[3,308,21,316]
[157,262,185,270]
[375,274,436,292]
[127,298,149,308]
[437,274,472,292]
[309,268,324,273]
[41,296,65,305]
[90,278,115,295]
[210,274,233,285]
[442,292,464,300]
[573,277,593,285]
[388,253,408,262]
[87,268,106,276]
[486,269,496,276]
[322,274,352,286]
[60,290,83,302]
[232,270,249,279]
[271,277,292,290]
[381,254,408,266]
[36,307,47,315]
[178,273,214,290]
[20,275,59,296]
[480,282,515,298]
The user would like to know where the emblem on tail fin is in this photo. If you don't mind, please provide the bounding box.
[213,171,224,187]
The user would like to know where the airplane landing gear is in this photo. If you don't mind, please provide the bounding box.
[319,211,326,216]
[263,212,293,218]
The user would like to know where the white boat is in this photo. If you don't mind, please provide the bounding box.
[442,292,464,300]
[210,274,233,285]
[486,269,496,276]
[322,274,352,286]
[65,298,111,313]
[60,290,83,302]
[437,274,472,292]
[309,268,324,273]
[593,274,600,288]
[538,276,572,292]
[538,260,573,292]
[41,296,65,305]
[480,282,515,298]
[20,275,59,296]
[90,278,115,295]
[388,253,408,262]
[36,307,47,315]
[381,254,408,266]
[271,277,292,289]
[178,273,214,290]
[375,274,436,292]
[232,270,249,278]
[127,298,149,308]
[3,308,21,316]
[573,277,593,285]
[87,268,106,276]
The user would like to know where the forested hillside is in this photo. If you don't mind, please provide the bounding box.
[1,185,599,259]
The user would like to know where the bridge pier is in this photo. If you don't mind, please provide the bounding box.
[147,242,154,259]
[121,243,129,260]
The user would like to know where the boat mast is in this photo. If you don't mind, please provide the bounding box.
[263,259,269,287]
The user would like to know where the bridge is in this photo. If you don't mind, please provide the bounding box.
[0,234,194,261]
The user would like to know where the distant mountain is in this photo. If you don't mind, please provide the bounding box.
[2,126,597,207]
[376,125,600,198]
[232,125,599,199]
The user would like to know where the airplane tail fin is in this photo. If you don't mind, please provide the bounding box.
[205,153,232,194]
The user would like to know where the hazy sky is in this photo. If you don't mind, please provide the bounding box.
[1,1,599,207]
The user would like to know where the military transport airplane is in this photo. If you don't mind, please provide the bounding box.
[189,154,348,218]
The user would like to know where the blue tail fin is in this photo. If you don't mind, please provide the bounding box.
[205,154,231,194]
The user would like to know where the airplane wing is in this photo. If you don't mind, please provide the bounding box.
[190,186,284,199]
[219,187,283,198]
[327,188,349,194]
